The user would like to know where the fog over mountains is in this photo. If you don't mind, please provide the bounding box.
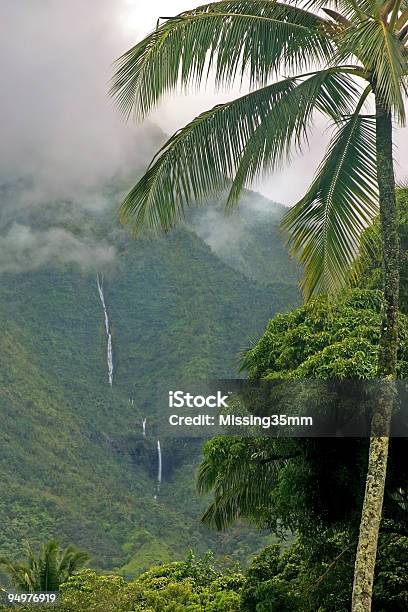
[0,127,299,574]
[0,2,301,576]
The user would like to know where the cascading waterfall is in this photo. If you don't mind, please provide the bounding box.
[96,273,113,386]
[96,274,109,335]
[142,419,147,437]
[107,333,113,387]
[157,440,162,493]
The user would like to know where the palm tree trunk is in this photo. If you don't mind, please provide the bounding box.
[351,101,399,611]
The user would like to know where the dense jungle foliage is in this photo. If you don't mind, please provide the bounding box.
[1,190,407,610]
[0,184,297,578]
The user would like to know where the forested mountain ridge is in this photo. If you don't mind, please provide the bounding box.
[0,182,298,575]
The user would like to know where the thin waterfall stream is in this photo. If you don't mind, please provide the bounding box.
[96,273,113,386]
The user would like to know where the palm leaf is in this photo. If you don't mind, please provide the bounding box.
[39,540,59,592]
[58,547,90,580]
[119,69,361,233]
[197,437,292,530]
[282,111,378,299]
[110,1,335,119]
[305,0,371,20]
[227,68,361,205]
[0,557,35,592]
[337,16,407,121]
[0,540,89,593]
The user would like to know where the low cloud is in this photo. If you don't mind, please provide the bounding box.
[189,191,283,252]
[0,1,167,275]
[0,224,116,275]
[0,1,165,208]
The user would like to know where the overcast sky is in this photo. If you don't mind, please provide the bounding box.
[1,0,407,207]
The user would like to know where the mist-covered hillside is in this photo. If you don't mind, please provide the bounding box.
[0,168,298,576]
[189,190,299,285]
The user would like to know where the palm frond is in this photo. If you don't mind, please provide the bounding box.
[337,17,407,121]
[199,457,275,529]
[282,110,378,299]
[304,0,372,21]
[58,547,90,579]
[197,437,291,530]
[110,1,335,119]
[38,540,59,591]
[227,68,361,205]
[0,558,36,592]
[0,540,89,592]
[119,69,361,233]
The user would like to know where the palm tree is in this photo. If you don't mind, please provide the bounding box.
[0,539,89,592]
[110,2,407,609]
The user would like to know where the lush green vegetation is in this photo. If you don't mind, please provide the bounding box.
[193,197,408,608]
[0,187,297,577]
[199,289,408,529]
[112,1,408,603]
[0,551,244,612]
[0,540,89,592]
[4,281,407,610]
[1,168,407,608]
[1,190,407,608]
[196,288,408,609]
[191,194,408,608]
[2,529,407,611]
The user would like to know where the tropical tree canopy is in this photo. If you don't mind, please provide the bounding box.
[110,0,408,298]
[197,290,408,533]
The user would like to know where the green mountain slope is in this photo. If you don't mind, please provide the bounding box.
[189,190,299,285]
[0,189,298,576]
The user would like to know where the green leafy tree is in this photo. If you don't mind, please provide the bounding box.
[44,553,243,612]
[111,4,408,608]
[197,290,408,606]
[0,540,89,592]
[240,533,408,611]
[197,292,408,530]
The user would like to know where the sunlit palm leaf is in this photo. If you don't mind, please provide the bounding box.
[110,1,334,119]
[227,69,361,205]
[120,70,361,232]
[304,0,371,20]
[282,112,378,299]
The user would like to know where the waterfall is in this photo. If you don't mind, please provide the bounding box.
[157,440,162,490]
[96,273,113,386]
[96,274,109,335]
[153,441,162,500]
[142,419,147,437]
[107,333,113,387]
